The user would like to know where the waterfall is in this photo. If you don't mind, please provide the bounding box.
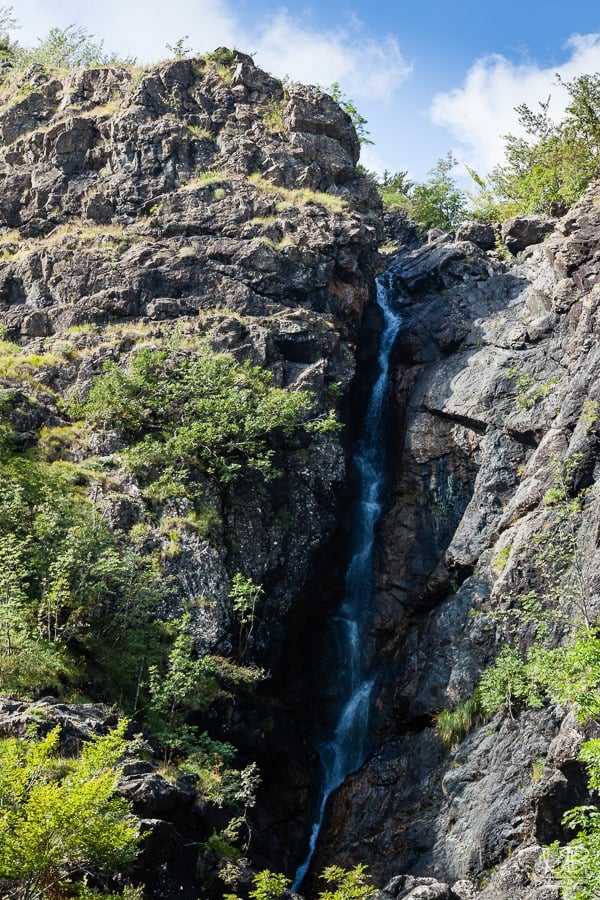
[293,273,401,891]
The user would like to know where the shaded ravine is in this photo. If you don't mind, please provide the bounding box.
[293,273,401,890]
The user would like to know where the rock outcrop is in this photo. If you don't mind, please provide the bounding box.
[0,51,381,663]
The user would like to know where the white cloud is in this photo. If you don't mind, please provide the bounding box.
[430,32,600,176]
[250,9,412,102]
[12,0,240,62]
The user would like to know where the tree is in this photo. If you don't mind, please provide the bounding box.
[0,5,16,59]
[229,573,264,657]
[0,722,140,899]
[408,153,467,232]
[165,36,193,58]
[373,154,467,232]
[481,73,600,217]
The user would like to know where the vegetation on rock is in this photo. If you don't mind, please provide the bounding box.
[71,344,334,491]
[0,721,140,900]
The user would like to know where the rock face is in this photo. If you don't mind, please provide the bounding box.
[500,214,555,254]
[0,51,381,898]
[0,51,381,664]
[310,181,600,898]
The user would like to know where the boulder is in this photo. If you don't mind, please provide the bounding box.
[501,214,555,254]
[455,220,496,251]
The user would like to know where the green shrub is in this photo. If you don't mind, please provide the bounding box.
[0,452,170,704]
[0,721,140,900]
[146,616,262,765]
[225,864,376,900]
[74,346,332,487]
[435,696,482,748]
[206,47,236,67]
[318,864,376,900]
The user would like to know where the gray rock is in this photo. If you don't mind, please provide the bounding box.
[501,214,555,254]
[118,772,191,817]
[455,220,496,251]
[314,178,600,898]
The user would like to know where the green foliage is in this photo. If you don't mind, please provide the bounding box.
[318,864,376,900]
[474,628,600,890]
[262,99,286,133]
[536,643,600,896]
[11,24,124,70]
[506,366,560,410]
[0,5,16,50]
[0,721,139,900]
[374,154,467,232]
[0,451,170,704]
[474,74,600,217]
[74,346,326,489]
[409,153,467,231]
[479,646,539,718]
[435,696,482,748]
[542,632,600,722]
[374,169,414,210]
[147,616,223,763]
[249,870,291,899]
[0,8,133,72]
[146,615,262,766]
[229,573,264,657]
[206,47,236,67]
[225,865,375,900]
[550,805,600,899]
[165,35,193,58]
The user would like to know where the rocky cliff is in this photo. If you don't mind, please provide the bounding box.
[0,50,382,897]
[310,189,600,899]
[0,48,382,651]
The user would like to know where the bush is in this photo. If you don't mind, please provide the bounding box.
[0,452,170,704]
[0,721,140,900]
[74,346,330,487]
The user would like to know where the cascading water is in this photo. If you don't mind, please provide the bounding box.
[293,272,401,890]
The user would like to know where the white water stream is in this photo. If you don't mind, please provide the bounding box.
[293,274,401,890]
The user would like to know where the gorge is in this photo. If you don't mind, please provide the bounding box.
[0,47,600,900]
[293,274,401,891]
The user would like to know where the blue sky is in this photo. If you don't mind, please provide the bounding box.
[8,1,600,183]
